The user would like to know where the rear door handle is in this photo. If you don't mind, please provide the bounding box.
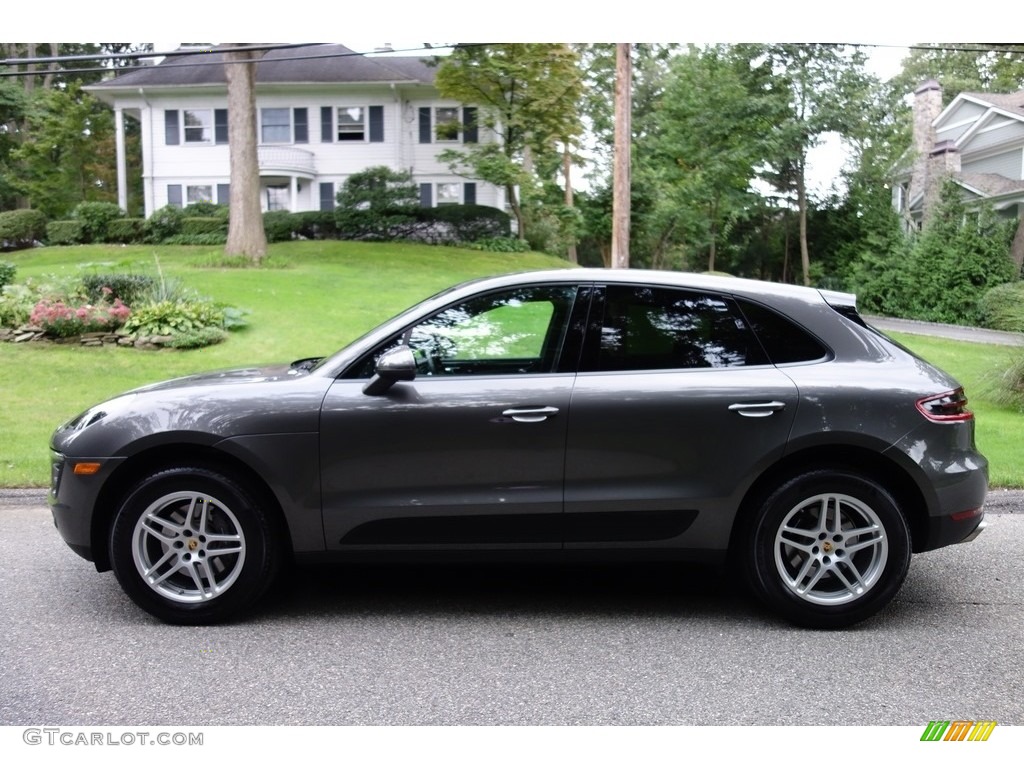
[502,406,560,423]
[728,401,786,418]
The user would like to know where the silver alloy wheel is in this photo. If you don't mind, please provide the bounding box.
[131,491,246,603]
[773,492,889,606]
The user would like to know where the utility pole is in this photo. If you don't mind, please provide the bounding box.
[611,43,631,269]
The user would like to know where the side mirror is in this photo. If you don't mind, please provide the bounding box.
[362,345,417,396]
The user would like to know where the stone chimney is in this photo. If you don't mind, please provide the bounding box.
[923,140,961,223]
[908,79,944,217]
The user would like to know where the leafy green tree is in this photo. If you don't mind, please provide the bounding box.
[434,44,583,241]
[12,84,116,218]
[903,181,1016,323]
[334,166,419,240]
[891,44,1024,101]
[744,44,874,285]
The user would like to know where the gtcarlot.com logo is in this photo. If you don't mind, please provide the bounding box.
[920,721,997,742]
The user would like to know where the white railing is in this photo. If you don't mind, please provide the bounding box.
[257,145,316,175]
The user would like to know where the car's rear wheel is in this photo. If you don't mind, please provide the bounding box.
[746,470,911,629]
[109,467,279,624]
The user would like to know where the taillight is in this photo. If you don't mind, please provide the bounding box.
[916,388,973,422]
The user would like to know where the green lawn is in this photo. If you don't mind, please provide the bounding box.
[2,243,1022,488]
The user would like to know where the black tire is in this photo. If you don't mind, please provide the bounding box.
[745,470,911,629]
[109,467,280,624]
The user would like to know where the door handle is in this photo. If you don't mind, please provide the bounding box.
[501,406,560,423]
[728,401,786,418]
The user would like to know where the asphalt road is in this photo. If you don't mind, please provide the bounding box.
[1,495,1021,726]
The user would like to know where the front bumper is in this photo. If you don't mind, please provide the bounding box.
[49,451,124,566]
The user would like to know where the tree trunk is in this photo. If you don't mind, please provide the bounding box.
[563,143,577,264]
[611,43,631,269]
[1011,211,1024,278]
[797,161,811,286]
[223,45,267,264]
[506,183,525,241]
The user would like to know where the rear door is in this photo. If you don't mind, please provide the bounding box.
[563,283,799,550]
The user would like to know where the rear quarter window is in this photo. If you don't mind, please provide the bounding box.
[737,299,830,365]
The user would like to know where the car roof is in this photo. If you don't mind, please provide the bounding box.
[466,268,854,307]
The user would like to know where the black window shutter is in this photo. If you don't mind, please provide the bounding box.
[320,107,333,142]
[319,182,335,211]
[167,184,182,208]
[419,107,432,144]
[369,106,384,142]
[464,183,476,205]
[294,108,308,144]
[164,110,180,145]
[214,109,228,144]
[419,183,433,208]
[216,184,230,205]
[462,107,478,143]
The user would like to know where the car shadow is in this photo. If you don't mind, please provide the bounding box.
[259,560,767,624]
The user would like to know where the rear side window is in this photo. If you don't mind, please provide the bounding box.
[583,285,769,371]
[737,299,829,364]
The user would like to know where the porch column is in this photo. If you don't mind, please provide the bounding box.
[115,107,128,212]
[290,175,298,212]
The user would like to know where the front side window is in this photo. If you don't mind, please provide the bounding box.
[337,107,365,141]
[183,110,213,143]
[261,108,291,143]
[355,285,578,378]
[585,285,768,371]
[435,107,460,141]
[186,185,213,205]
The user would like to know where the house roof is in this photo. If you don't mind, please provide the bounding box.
[956,90,1024,119]
[958,172,1024,198]
[86,44,438,91]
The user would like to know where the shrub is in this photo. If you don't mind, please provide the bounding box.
[162,232,227,245]
[30,297,130,337]
[429,205,511,242]
[463,236,531,253]
[979,281,1024,332]
[106,218,146,244]
[263,211,297,243]
[183,201,228,218]
[71,201,126,243]
[123,299,225,337]
[46,220,86,245]
[291,211,339,240]
[81,273,155,307]
[0,209,48,249]
[0,261,15,289]
[181,217,227,237]
[144,205,186,243]
[0,284,36,328]
[167,327,228,349]
[335,166,420,240]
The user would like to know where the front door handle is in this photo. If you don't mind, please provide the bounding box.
[502,406,560,423]
[728,401,786,418]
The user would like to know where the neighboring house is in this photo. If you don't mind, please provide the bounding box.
[894,79,1024,229]
[85,44,501,217]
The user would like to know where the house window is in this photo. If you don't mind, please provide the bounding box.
[183,110,213,143]
[337,107,365,141]
[437,183,461,205]
[187,185,213,205]
[261,108,291,143]
[435,107,460,142]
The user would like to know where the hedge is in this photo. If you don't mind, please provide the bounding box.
[46,220,86,245]
[0,209,48,250]
[106,218,146,243]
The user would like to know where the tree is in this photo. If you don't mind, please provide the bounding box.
[433,44,583,242]
[223,45,267,264]
[12,84,117,218]
[651,45,787,272]
[746,44,874,285]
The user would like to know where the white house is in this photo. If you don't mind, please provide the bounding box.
[85,44,504,216]
[894,79,1024,228]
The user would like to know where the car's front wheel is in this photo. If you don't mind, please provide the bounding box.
[745,470,911,629]
[109,467,279,624]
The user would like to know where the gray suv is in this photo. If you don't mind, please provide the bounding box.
[49,269,988,627]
